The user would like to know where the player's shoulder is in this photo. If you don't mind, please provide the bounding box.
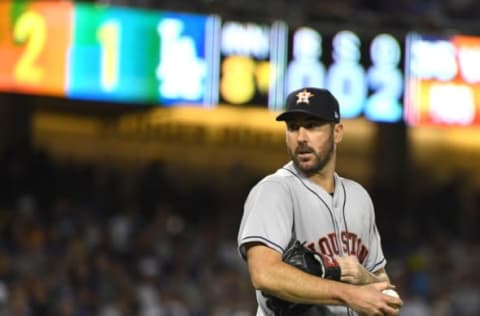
[251,162,298,189]
[260,162,299,181]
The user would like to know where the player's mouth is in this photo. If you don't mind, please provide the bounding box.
[296,149,314,160]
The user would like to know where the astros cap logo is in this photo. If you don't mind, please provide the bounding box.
[296,89,314,104]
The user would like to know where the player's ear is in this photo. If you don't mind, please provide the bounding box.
[334,123,343,144]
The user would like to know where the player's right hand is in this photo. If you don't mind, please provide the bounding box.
[345,281,403,316]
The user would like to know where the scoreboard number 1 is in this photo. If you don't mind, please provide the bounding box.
[97,20,120,91]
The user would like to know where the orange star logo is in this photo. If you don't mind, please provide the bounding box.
[296,89,314,104]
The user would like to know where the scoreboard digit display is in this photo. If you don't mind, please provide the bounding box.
[285,27,404,122]
[67,4,162,103]
[0,0,410,124]
[218,20,287,108]
[68,5,218,105]
[0,1,72,96]
[0,1,218,106]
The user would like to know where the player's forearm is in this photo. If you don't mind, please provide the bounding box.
[353,267,390,285]
[251,260,352,306]
[337,255,391,285]
[278,276,356,307]
[356,268,390,285]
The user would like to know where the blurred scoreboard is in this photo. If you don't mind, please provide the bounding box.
[68,5,219,105]
[405,33,480,126]
[0,1,218,106]
[0,1,72,96]
[218,20,286,108]
[285,27,404,122]
[0,0,408,123]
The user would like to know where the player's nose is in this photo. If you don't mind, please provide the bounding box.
[297,126,308,141]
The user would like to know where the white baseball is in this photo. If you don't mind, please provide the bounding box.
[382,289,399,298]
[382,289,401,309]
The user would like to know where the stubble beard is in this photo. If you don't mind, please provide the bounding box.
[288,135,335,176]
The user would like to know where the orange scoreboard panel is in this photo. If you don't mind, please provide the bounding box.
[0,1,72,96]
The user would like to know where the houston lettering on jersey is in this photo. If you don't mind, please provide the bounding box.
[306,231,368,263]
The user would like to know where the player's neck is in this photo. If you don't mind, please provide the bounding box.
[308,171,335,194]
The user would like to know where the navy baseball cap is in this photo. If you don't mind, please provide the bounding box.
[276,87,341,123]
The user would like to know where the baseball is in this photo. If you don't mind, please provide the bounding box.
[382,289,399,298]
[382,289,401,309]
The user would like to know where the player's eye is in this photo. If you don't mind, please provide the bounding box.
[287,123,300,131]
[305,122,319,129]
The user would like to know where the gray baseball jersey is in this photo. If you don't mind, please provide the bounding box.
[237,161,386,316]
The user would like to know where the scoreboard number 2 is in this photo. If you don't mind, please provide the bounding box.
[13,10,47,84]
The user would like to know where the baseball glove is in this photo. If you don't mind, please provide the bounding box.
[263,241,341,316]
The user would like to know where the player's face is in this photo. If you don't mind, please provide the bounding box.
[285,115,343,175]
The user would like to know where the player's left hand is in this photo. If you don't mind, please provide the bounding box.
[335,255,374,285]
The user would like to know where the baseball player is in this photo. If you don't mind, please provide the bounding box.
[237,87,403,315]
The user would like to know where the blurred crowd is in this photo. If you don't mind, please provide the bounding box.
[0,145,479,316]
